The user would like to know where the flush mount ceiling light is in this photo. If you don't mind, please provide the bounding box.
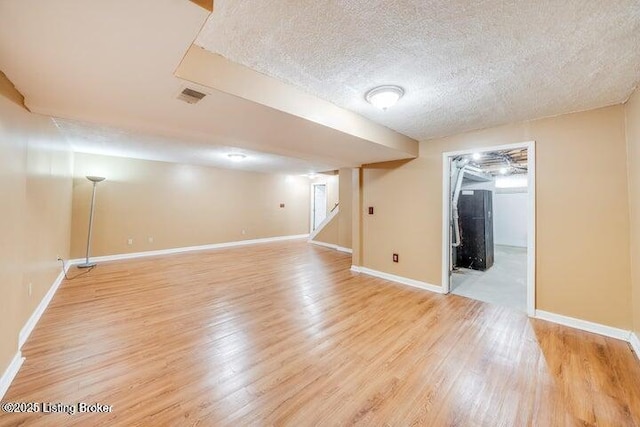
[227,153,247,162]
[365,85,405,110]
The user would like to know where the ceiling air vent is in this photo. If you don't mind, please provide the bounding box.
[177,88,206,104]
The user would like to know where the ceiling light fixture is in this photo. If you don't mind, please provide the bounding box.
[365,85,405,110]
[227,153,247,162]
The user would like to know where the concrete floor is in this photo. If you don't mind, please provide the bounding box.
[451,245,527,312]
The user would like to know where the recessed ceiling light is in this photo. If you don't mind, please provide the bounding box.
[472,152,482,161]
[365,85,405,110]
[227,153,247,162]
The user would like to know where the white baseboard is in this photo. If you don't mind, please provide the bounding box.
[308,240,353,254]
[630,331,640,360]
[0,351,24,400]
[70,234,309,265]
[534,310,631,341]
[308,240,338,250]
[19,263,70,349]
[351,265,445,294]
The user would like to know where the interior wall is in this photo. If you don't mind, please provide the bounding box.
[362,105,632,329]
[338,168,353,249]
[494,191,528,248]
[312,212,340,245]
[71,154,311,258]
[626,87,640,337]
[0,72,73,376]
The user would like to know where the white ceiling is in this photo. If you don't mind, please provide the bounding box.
[196,0,640,140]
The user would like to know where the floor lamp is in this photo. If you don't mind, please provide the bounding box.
[78,175,106,269]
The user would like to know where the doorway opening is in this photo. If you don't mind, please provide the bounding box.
[442,141,536,315]
[311,183,327,232]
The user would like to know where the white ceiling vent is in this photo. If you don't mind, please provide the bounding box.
[177,87,206,104]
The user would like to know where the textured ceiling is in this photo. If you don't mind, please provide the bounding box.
[196,0,640,140]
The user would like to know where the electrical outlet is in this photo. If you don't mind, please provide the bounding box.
[393,253,399,263]
[127,238,133,246]
[148,237,154,243]
[56,254,62,261]
[368,207,374,215]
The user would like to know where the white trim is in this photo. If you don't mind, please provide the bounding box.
[308,240,338,250]
[353,266,445,294]
[630,332,640,360]
[441,140,537,316]
[308,207,339,241]
[310,182,328,234]
[19,264,69,349]
[527,142,536,316]
[0,351,24,400]
[69,234,309,265]
[308,240,353,254]
[534,310,631,341]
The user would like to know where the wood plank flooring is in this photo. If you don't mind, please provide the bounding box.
[1,240,639,426]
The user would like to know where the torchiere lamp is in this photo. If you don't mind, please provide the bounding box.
[78,175,106,268]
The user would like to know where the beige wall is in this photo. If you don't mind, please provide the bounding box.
[338,168,353,249]
[0,72,73,375]
[312,212,340,245]
[71,154,311,258]
[309,168,354,250]
[626,88,640,336]
[361,105,632,329]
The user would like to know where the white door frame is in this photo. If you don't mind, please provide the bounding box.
[310,183,327,233]
[441,140,536,316]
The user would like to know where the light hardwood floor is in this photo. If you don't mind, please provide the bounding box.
[1,240,639,426]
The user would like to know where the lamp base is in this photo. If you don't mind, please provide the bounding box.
[77,262,97,269]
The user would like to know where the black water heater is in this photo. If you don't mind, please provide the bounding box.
[455,189,494,271]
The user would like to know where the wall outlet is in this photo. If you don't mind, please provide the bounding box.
[148,237,154,243]
[368,207,374,215]
[393,253,399,263]
[280,203,285,208]
[56,255,62,261]
[127,238,133,246]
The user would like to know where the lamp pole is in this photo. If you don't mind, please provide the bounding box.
[78,175,106,268]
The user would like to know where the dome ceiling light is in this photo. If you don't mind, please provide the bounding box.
[227,153,247,162]
[365,85,405,110]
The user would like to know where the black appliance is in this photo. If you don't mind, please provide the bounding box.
[455,189,494,271]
